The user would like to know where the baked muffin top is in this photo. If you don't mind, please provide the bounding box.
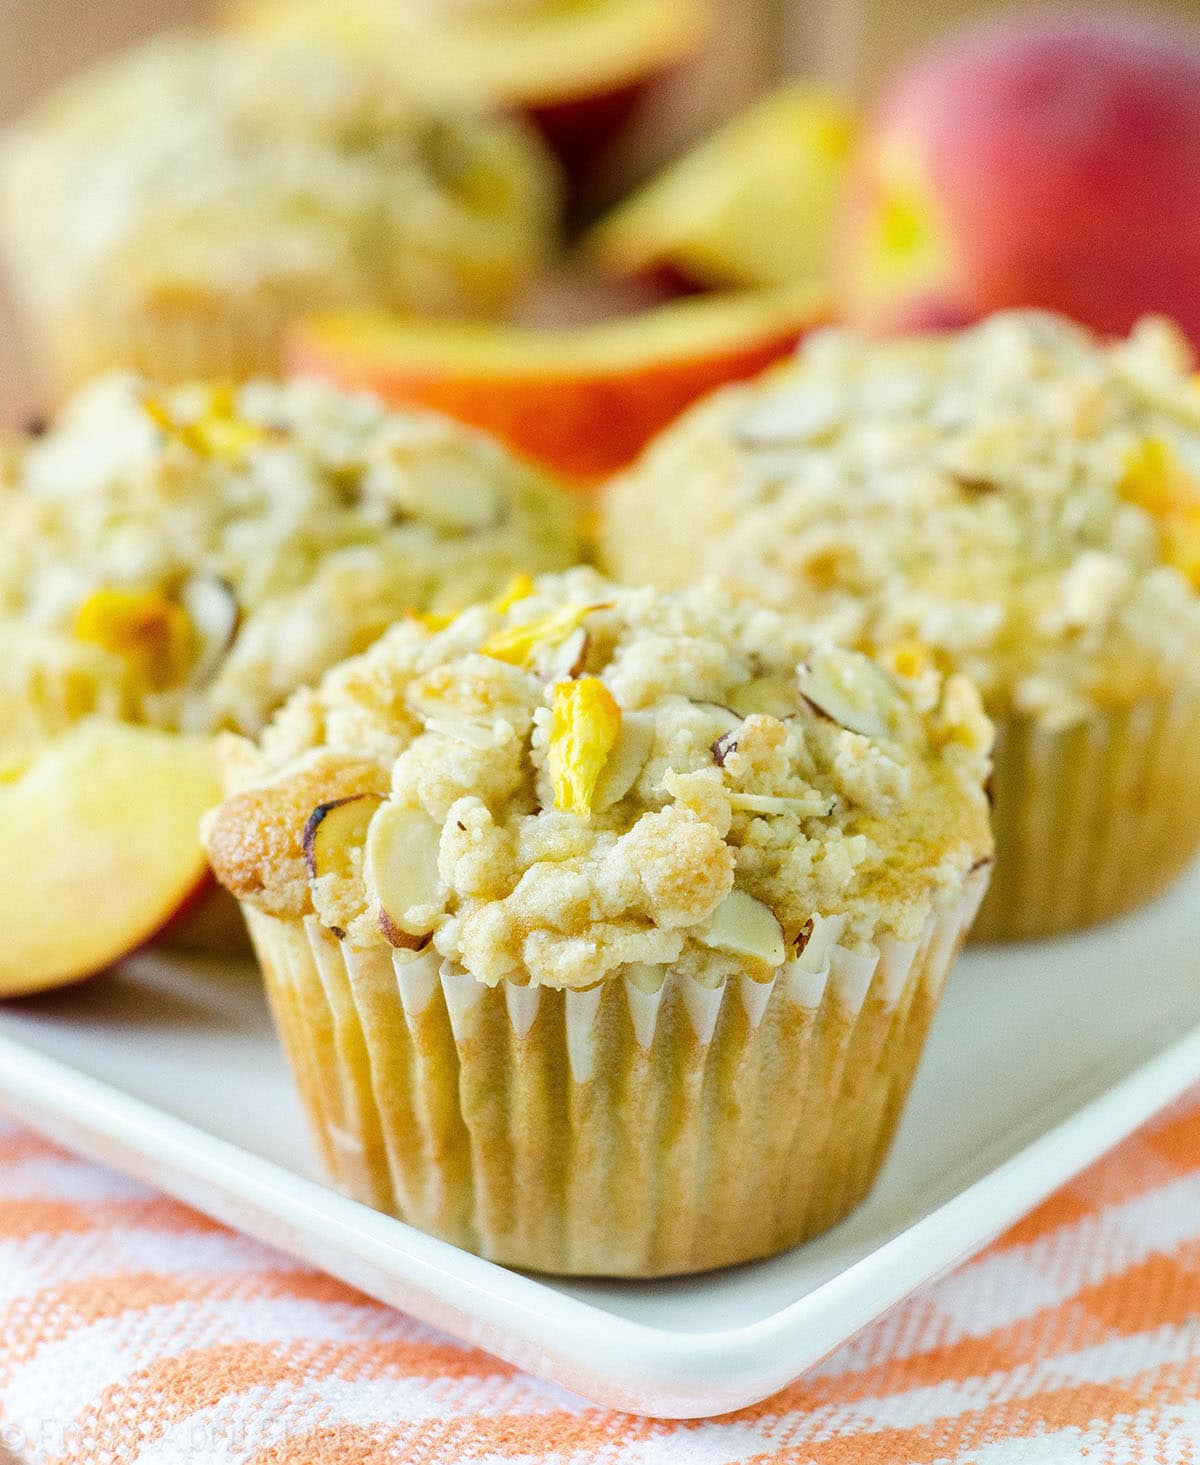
[0,31,558,323]
[0,374,580,737]
[204,569,992,987]
[600,312,1200,727]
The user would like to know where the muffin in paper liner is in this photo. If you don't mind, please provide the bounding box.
[600,312,1200,940]
[245,862,987,1277]
[0,32,559,395]
[205,571,993,1276]
[0,376,579,968]
[976,685,1200,941]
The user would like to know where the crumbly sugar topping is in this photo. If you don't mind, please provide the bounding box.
[601,312,1200,727]
[204,570,993,988]
[0,374,579,735]
[0,31,557,319]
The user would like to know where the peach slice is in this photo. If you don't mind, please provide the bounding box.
[587,85,858,291]
[0,720,221,996]
[287,285,826,483]
[223,0,710,179]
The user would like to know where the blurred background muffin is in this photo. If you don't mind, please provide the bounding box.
[0,372,580,990]
[221,0,716,197]
[1,372,580,739]
[0,31,560,394]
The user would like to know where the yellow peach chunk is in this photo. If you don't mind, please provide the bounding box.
[74,588,192,690]
[1119,436,1200,515]
[490,572,534,614]
[548,676,621,816]
[880,638,934,680]
[141,385,265,462]
[407,608,454,632]
[1160,504,1200,588]
[481,603,598,667]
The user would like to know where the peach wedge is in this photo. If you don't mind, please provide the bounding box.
[287,285,826,483]
[0,720,221,996]
[587,84,858,291]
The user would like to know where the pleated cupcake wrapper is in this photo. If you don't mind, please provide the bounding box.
[40,299,288,395]
[246,864,988,1278]
[974,682,1200,942]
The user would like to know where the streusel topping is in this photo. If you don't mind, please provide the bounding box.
[0,374,580,736]
[601,312,1200,727]
[204,570,992,987]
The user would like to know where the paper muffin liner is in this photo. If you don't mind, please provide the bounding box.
[38,299,288,395]
[244,865,988,1278]
[974,683,1200,942]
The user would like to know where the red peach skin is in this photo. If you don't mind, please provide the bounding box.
[840,11,1200,343]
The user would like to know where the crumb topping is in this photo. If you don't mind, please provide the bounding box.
[204,570,993,987]
[0,374,580,736]
[601,312,1200,727]
[0,31,558,322]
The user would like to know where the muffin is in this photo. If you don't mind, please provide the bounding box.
[0,372,580,740]
[203,568,992,1275]
[0,374,579,955]
[0,32,559,393]
[601,312,1200,940]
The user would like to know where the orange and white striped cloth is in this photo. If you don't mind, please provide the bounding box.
[0,1092,1199,1464]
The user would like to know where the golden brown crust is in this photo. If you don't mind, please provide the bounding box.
[203,752,387,917]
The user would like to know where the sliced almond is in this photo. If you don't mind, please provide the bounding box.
[533,624,589,683]
[592,709,655,811]
[690,700,741,726]
[727,676,797,719]
[423,716,495,748]
[364,801,444,950]
[624,961,668,994]
[735,385,843,447]
[302,792,385,937]
[394,454,502,532]
[696,888,785,970]
[787,912,847,972]
[796,648,901,741]
[481,603,603,669]
[728,791,836,817]
[180,573,240,686]
[302,793,384,883]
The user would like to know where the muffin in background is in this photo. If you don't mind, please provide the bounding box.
[204,568,992,1275]
[0,33,560,394]
[600,312,1200,940]
[0,374,579,958]
[0,372,581,740]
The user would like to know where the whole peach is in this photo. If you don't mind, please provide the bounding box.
[839,11,1200,341]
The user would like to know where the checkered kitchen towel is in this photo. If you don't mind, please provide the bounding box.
[0,1091,1199,1464]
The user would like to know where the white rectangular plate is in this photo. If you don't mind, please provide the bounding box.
[0,866,1197,1419]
